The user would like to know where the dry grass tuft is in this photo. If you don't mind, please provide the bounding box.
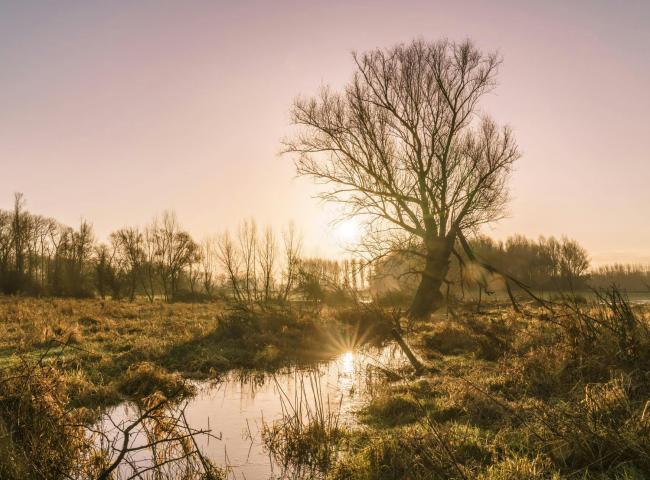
[117,361,196,401]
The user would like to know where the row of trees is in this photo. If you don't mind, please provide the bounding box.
[0,194,208,300]
[98,213,202,301]
[298,257,370,303]
[2,193,644,303]
[590,264,650,292]
[0,194,95,297]
[372,234,593,295]
[0,194,370,303]
[468,235,591,290]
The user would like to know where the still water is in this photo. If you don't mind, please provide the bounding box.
[102,344,406,479]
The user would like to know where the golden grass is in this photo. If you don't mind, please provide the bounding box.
[333,300,650,479]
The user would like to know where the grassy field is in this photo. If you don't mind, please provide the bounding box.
[328,298,650,479]
[2,294,650,479]
[0,296,383,409]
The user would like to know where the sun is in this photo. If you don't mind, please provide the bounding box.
[332,220,361,245]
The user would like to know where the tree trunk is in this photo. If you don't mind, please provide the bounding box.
[408,239,452,319]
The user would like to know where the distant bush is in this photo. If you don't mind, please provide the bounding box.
[374,288,412,308]
[170,289,214,303]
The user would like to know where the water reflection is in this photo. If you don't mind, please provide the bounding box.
[341,351,355,375]
[102,345,406,479]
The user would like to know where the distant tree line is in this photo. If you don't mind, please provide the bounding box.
[468,237,650,293]
[589,264,650,292]
[466,234,591,291]
[0,194,95,297]
[0,194,368,303]
[2,194,647,302]
[296,257,369,304]
[372,234,599,295]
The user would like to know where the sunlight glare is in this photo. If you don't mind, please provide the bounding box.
[332,220,361,245]
[341,351,355,376]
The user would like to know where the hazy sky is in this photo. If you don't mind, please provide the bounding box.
[1,0,649,263]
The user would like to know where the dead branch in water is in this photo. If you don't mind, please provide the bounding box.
[391,327,425,375]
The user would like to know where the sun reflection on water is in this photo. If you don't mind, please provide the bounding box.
[341,351,355,375]
[337,350,357,394]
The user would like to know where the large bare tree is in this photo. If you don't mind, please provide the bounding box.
[285,39,520,317]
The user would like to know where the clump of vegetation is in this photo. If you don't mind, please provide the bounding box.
[117,361,196,401]
[361,392,424,427]
[477,455,559,480]
[262,372,347,475]
[0,358,226,480]
[265,421,346,475]
[328,288,650,479]
[165,306,348,373]
[334,304,397,348]
[421,312,514,362]
[422,323,484,356]
[330,423,491,479]
[0,363,93,479]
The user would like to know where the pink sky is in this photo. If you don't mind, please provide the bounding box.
[1,1,649,264]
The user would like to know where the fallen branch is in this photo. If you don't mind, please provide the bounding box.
[391,327,425,375]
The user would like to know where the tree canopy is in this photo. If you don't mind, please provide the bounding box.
[286,39,521,316]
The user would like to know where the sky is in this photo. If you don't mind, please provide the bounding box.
[1,0,649,264]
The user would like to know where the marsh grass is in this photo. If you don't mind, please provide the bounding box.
[261,370,347,476]
[3,289,650,478]
[117,361,196,400]
[0,298,372,409]
[0,360,92,479]
[330,423,491,480]
[0,353,226,480]
[361,392,424,427]
[331,288,650,479]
